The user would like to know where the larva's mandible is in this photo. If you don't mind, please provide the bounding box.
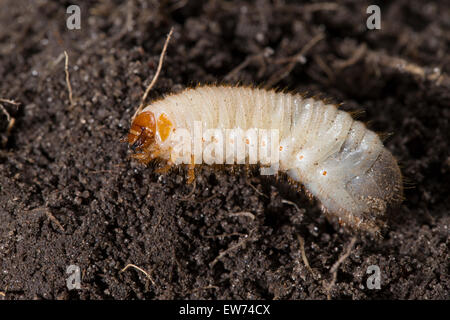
[127,86,403,235]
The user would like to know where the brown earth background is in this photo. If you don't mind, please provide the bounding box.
[0,0,449,299]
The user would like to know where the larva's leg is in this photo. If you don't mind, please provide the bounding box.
[139,155,154,166]
[155,162,174,174]
[131,152,148,162]
[154,148,173,174]
[131,149,160,165]
[187,156,196,184]
[242,164,253,178]
[286,176,304,195]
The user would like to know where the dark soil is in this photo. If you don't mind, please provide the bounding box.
[0,0,448,300]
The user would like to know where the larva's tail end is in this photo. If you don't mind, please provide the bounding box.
[368,148,404,207]
[318,148,403,237]
[342,148,403,236]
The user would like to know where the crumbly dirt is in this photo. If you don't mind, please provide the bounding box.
[0,0,448,300]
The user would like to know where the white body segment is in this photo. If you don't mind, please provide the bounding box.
[141,86,402,233]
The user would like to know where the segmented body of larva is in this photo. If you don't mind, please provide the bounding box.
[127,85,403,235]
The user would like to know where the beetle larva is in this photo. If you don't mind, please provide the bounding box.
[127,85,403,235]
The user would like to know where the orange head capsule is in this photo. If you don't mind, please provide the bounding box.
[128,111,156,152]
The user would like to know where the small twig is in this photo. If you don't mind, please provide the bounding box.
[229,211,255,220]
[132,27,174,122]
[333,43,367,70]
[0,103,15,136]
[0,98,19,136]
[273,33,325,65]
[27,207,65,232]
[224,47,273,81]
[246,181,269,199]
[0,105,12,123]
[64,51,74,107]
[199,193,219,204]
[120,263,155,286]
[0,285,7,297]
[313,54,336,83]
[50,52,65,69]
[45,210,65,232]
[0,98,20,105]
[266,33,325,87]
[210,231,255,267]
[178,180,197,200]
[337,42,450,87]
[366,50,449,86]
[329,237,357,274]
[281,199,300,212]
[324,237,357,299]
[297,234,315,277]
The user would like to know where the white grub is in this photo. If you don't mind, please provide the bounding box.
[128,85,403,235]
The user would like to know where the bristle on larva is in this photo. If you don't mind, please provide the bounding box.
[127,85,403,235]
